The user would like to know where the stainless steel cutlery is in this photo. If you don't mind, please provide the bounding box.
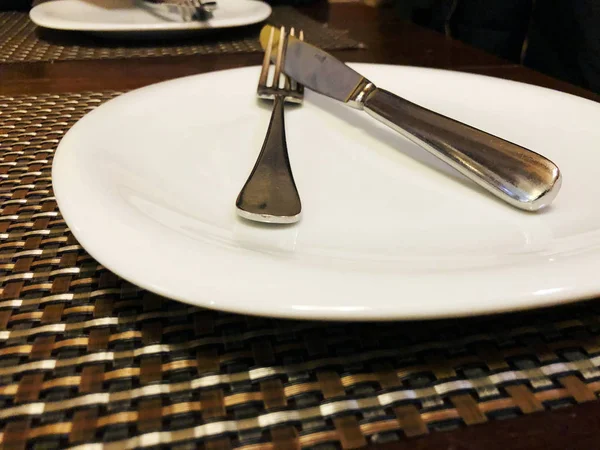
[236,26,304,224]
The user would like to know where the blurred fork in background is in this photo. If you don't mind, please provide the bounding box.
[137,0,217,22]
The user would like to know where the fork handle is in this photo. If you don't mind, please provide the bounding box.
[236,96,302,223]
[363,88,562,211]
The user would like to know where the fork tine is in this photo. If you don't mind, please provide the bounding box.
[295,29,305,95]
[189,0,196,20]
[283,27,295,91]
[187,0,196,20]
[183,0,192,21]
[273,26,286,90]
[258,26,274,89]
[181,0,188,20]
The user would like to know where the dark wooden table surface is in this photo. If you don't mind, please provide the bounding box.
[1,2,599,449]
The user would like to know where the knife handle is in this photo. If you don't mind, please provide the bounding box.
[362,88,562,211]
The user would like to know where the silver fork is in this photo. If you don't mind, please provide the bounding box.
[175,0,217,21]
[235,26,304,224]
[138,0,216,22]
[186,0,217,20]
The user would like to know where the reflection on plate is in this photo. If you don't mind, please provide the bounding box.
[30,0,272,37]
[52,64,600,321]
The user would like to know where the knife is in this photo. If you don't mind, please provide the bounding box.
[259,26,562,212]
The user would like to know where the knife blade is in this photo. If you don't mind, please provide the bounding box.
[259,25,562,212]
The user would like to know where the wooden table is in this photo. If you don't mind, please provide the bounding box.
[1,3,599,450]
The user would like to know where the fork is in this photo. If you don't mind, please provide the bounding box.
[185,0,217,20]
[138,0,217,22]
[235,26,304,224]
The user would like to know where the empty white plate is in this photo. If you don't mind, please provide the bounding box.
[52,64,600,321]
[30,0,272,36]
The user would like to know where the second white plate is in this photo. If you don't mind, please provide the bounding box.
[52,64,600,321]
[30,0,272,36]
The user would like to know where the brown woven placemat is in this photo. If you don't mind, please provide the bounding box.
[0,7,361,64]
[2,91,600,449]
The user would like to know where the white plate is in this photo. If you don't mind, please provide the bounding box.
[30,0,271,37]
[52,64,600,321]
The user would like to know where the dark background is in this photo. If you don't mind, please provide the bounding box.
[394,0,600,94]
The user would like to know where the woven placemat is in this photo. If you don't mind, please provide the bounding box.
[2,91,600,449]
[0,7,361,64]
